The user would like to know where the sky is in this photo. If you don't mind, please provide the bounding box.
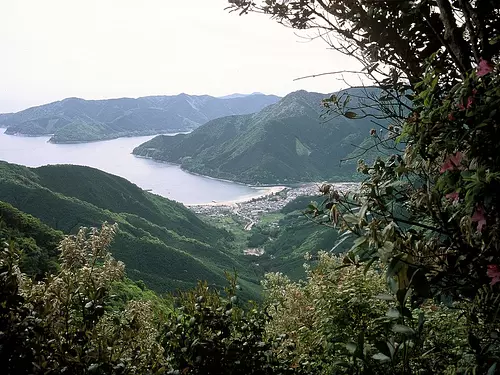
[0,0,361,113]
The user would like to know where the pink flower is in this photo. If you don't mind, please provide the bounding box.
[472,206,487,233]
[477,58,494,77]
[440,152,463,173]
[445,191,459,203]
[457,97,474,111]
[467,96,474,109]
[487,265,500,286]
[447,113,455,121]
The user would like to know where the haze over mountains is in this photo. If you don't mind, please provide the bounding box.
[0,93,280,143]
[133,88,381,184]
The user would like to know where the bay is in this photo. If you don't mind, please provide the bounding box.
[0,131,268,204]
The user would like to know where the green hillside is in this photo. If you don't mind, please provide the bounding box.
[0,161,261,296]
[247,195,352,280]
[0,94,280,143]
[133,88,383,184]
[0,201,63,278]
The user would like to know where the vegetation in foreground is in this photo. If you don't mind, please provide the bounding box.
[0,223,476,374]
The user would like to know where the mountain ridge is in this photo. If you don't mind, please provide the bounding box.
[0,161,262,295]
[133,88,383,184]
[0,93,281,143]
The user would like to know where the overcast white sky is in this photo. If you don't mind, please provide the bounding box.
[0,0,361,113]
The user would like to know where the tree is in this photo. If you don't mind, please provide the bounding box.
[263,253,469,374]
[228,0,500,372]
[227,0,499,88]
[0,223,165,375]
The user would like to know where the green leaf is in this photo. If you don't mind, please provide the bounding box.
[343,213,360,224]
[374,340,392,358]
[358,202,368,221]
[386,308,400,319]
[352,236,367,249]
[373,353,391,362]
[396,288,411,307]
[392,324,415,335]
[387,257,405,278]
[375,293,395,301]
[345,342,357,354]
[363,257,376,275]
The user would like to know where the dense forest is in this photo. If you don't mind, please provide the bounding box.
[1,0,500,374]
[0,161,264,295]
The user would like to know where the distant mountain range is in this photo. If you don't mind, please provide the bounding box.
[218,92,267,99]
[0,94,280,143]
[133,88,383,184]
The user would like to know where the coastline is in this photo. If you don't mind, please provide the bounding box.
[0,130,192,145]
[49,130,192,144]
[132,153,326,188]
[133,154,360,206]
[187,185,288,207]
[133,154,286,188]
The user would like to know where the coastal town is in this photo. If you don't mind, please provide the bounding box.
[187,182,359,231]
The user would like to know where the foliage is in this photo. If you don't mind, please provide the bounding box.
[0,200,62,278]
[263,253,470,374]
[0,222,476,374]
[0,223,165,374]
[162,277,296,375]
[0,223,300,375]
[303,60,500,372]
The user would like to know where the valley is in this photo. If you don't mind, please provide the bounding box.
[189,181,358,279]
[0,89,369,294]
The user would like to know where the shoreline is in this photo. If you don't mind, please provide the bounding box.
[134,155,360,206]
[186,185,288,207]
[1,130,192,145]
[132,154,336,189]
[133,154,290,189]
[49,130,191,144]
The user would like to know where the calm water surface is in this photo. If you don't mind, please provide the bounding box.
[0,131,266,204]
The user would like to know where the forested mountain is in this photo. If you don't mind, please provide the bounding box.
[0,93,280,143]
[0,201,63,278]
[0,161,261,295]
[133,88,382,184]
[248,195,352,280]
